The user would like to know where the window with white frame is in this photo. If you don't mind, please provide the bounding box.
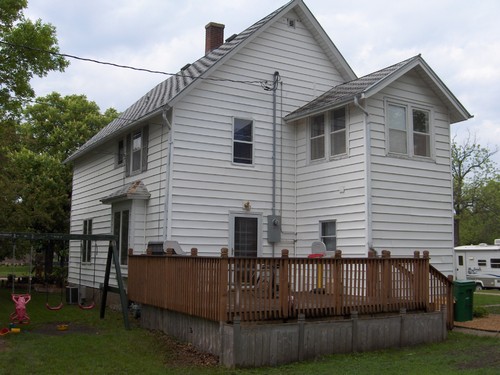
[310,114,325,160]
[120,125,149,175]
[320,220,337,252]
[330,107,346,156]
[82,219,92,263]
[310,107,347,161]
[233,118,253,164]
[412,109,430,157]
[387,102,431,158]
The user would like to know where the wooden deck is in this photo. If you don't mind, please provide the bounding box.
[128,248,454,328]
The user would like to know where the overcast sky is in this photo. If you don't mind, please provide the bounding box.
[25,0,500,165]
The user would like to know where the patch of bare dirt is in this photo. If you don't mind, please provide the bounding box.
[151,330,219,368]
[30,323,100,336]
[454,314,500,332]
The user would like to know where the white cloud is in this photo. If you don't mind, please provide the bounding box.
[25,0,500,165]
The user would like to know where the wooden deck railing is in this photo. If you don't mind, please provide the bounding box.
[127,248,454,327]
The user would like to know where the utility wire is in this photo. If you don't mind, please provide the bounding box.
[0,39,266,85]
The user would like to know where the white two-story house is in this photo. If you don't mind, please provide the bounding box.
[65,0,471,289]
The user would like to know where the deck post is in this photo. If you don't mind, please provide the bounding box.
[367,249,377,301]
[280,249,290,319]
[447,275,454,329]
[413,251,422,307]
[422,251,430,311]
[381,250,391,311]
[333,250,342,314]
[219,248,229,322]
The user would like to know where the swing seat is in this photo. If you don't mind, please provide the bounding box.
[10,294,31,324]
[78,301,95,310]
[46,302,64,311]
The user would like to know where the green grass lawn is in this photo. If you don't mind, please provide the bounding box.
[474,289,500,314]
[0,265,30,278]
[1,287,499,374]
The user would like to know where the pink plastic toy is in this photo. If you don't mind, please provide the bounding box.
[10,294,31,324]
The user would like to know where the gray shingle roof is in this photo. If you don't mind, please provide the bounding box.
[285,55,420,121]
[66,1,295,163]
[100,180,150,204]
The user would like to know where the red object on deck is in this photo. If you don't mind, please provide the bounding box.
[307,253,325,258]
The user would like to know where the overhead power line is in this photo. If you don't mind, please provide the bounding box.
[0,39,268,86]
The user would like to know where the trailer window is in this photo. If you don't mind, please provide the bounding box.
[458,256,463,266]
[478,259,487,267]
[491,259,500,269]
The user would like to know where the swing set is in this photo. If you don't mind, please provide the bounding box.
[0,232,130,329]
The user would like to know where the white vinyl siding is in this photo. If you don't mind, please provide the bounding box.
[166,9,345,256]
[69,120,165,286]
[295,104,367,257]
[369,70,453,273]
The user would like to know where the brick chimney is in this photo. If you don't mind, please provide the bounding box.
[205,22,225,54]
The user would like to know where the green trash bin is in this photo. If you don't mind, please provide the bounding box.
[453,280,475,322]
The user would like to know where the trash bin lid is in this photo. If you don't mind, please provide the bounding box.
[453,280,476,286]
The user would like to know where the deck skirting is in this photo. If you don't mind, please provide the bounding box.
[140,305,447,368]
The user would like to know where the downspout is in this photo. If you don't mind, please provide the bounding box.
[272,71,279,257]
[162,107,173,241]
[353,95,372,253]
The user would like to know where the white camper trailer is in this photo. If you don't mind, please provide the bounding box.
[454,239,500,290]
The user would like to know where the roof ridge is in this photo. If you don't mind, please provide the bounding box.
[66,1,299,163]
[285,55,423,121]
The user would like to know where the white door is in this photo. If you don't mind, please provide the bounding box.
[456,252,467,280]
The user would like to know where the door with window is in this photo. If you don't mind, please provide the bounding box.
[113,203,131,266]
[232,215,260,257]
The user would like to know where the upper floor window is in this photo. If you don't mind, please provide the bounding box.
[387,102,431,158]
[310,114,325,160]
[116,139,125,167]
[310,107,347,161]
[233,118,253,164]
[131,130,143,172]
[116,125,149,176]
[330,108,346,156]
[412,109,430,157]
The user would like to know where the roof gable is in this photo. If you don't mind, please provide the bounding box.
[285,55,472,124]
[66,0,355,163]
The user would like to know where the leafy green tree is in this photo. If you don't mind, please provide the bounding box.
[452,135,499,245]
[0,0,69,252]
[1,0,68,118]
[1,93,118,260]
[459,176,500,245]
[9,93,118,232]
